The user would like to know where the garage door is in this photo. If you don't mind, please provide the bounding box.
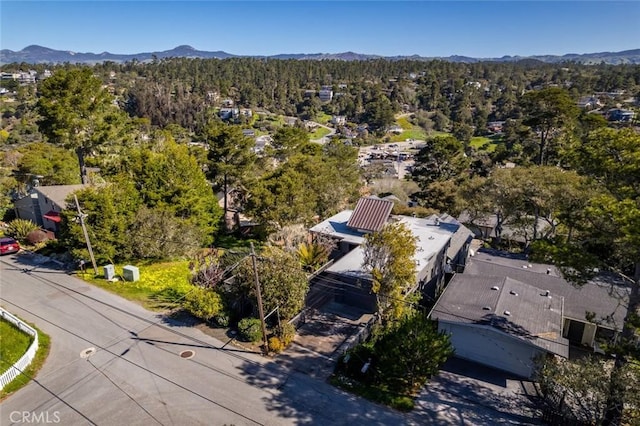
[441,323,541,378]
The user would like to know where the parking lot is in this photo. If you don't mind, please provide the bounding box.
[358,140,422,180]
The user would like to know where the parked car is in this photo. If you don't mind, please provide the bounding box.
[0,237,20,255]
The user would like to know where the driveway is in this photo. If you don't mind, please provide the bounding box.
[274,302,373,380]
[414,358,543,425]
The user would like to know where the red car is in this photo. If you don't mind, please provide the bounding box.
[0,237,20,255]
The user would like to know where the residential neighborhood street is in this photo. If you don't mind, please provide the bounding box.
[0,253,541,425]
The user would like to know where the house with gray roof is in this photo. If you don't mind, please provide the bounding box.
[308,197,473,311]
[431,274,569,378]
[463,250,628,352]
[427,248,630,377]
[14,184,87,233]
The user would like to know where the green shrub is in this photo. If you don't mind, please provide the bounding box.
[278,323,296,346]
[268,336,284,353]
[34,238,66,256]
[183,287,223,321]
[238,317,263,343]
[6,219,39,242]
[214,313,230,328]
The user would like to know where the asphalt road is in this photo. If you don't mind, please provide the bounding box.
[0,253,408,426]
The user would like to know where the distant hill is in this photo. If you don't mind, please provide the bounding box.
[2,45,639,65]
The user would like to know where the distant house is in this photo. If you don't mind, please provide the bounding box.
[254,135,272,153]
[219,108,239,121]
[308,197,474,312]
[242,129,255,137]
[239,108,253,118]
[457,210,551,244]
[577,96,602,110]
[14,184,87,233]
[319,89,333,102]
[284,117,298,126]
[487,121,505,133]
[388,125,403,134]
[331,115,347,126]
[222,99,234,108]
[606,108,635,122]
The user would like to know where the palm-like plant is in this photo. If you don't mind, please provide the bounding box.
[6,219,39,242]
[297,241,330,271]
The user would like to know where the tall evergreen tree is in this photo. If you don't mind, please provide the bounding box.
[204,124,256,229]
[37,68,122,183]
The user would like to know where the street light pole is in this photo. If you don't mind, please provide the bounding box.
[74,194,98,275]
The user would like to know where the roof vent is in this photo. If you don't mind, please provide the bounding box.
[491,286,500,291]
[504,310,511,316]
[509,290,518,296]
[482,306,492,311]
[542,290,551,297]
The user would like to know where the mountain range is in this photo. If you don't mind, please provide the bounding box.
[2,45,640,65]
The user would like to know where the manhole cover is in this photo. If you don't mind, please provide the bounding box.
[179,350,195,359]
[80,347,96,359]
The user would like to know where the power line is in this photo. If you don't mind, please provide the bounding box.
[87,358,165,426]
[0,358,98,426]
[1,297,265,426]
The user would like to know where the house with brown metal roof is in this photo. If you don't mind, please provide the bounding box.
[308,197,474,311]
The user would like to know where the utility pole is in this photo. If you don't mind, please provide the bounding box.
[74,194,98,275]
[250,242,269,355]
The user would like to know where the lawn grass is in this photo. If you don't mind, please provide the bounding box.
[81,261,193,311]
[392,117,425,142]
[0,319,32,369]
[396,117,413,130]
[76,235,263,311]
[389,128,427,142]
[309,126,331,139]
[313,112,332,125]
[469,136,498,153]
[0,320,51,400]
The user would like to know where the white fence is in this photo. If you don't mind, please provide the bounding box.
[0,308,39,390]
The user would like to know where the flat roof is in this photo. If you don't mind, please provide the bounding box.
[466,250,629,329]
[431,274,569,357]
[312,211,459,280]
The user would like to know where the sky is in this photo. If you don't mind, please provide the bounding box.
[1,1,639,58]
